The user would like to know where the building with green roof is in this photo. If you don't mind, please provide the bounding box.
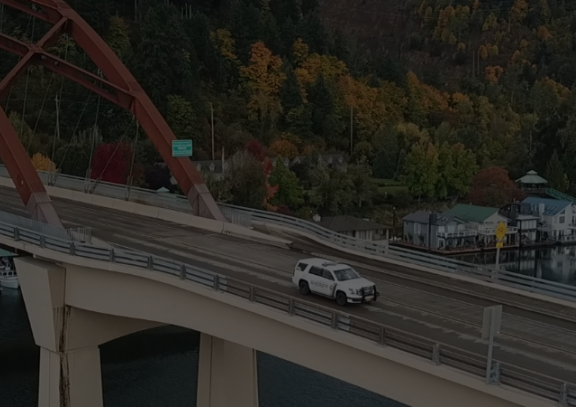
[442,204,517,244]
[443,204,499,223]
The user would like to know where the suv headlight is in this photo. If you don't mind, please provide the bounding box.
[348,288,360,295]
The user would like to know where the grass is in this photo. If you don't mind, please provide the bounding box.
[372,178,408,194]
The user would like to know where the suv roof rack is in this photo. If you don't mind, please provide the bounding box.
[321,261,339,267]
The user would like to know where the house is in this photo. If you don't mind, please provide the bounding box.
[291,153,348,172]
[443,204,516,247]
[316,215,388,241]
[500,202,540,243]
[516,170,548,193]
[522,197,576,243]
[194,160,229,180]
[402,211,476,249]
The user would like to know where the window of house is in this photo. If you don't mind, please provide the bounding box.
[560,216,566,224]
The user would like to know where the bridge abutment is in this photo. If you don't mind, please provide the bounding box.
[197,333,259,407]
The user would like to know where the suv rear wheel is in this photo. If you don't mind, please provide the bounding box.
[336,291,347,307]
[299,281,310,295]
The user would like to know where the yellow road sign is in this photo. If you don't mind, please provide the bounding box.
[495,241,504,249]
[495,221,507,241]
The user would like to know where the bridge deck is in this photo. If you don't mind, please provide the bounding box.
[0,187,575,386]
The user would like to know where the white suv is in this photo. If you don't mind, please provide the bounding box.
[292,258,379,306]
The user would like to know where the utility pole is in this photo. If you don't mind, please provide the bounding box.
[349,106,354,154]
[210,103,215,160]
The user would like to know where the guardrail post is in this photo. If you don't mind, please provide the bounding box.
[213,275,219,291]
[249,286,255,302]
[179,264,186,280]
[69,242,75,255]
[39,235,45,248]
[13,228,19,241]
[147,256,153,269]
[491,361,500,384]
[330,313,338,330]
[559,383,568,406]
[288,298,294,315]
[432,343,440,365]
[109,248,115,262]
[378,326,386,345]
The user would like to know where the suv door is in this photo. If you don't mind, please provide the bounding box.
[320,268,337,297]
[308,266,326,294]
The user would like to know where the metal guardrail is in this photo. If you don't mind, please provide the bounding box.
[0,220,574,405]
[0,165,576,303]
[0,207,92,243]
[218,204,576,303]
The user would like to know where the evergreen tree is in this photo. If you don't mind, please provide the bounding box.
[547,150,568,192]
[307,75,344,144]
[298,12,329,53]
[131,4,196,111]
[280,64,303,112]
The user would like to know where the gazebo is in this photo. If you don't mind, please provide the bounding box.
[516,170,548,192]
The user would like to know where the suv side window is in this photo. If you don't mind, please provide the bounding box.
[322,269,334,281]
[309,266,323,277]
[296,262,308,271]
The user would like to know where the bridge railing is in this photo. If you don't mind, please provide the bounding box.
[0,209,92,243]
[1,165,576,303]
[0,220,574,405]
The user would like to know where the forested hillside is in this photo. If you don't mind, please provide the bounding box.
[0,0,575,220]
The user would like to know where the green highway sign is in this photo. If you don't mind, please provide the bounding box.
[172,139,193,157]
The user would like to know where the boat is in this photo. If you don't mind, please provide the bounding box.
[0,256,19,290]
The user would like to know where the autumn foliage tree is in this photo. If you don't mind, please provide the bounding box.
[245,139,267,161]
[465,167,525,207]
[269,139,299,159]
[31,153,57,172]
[91,142,134,185]
[243,139,278,209]
[240,41,285,138]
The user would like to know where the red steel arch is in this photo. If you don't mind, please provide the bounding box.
[0,0,227,224]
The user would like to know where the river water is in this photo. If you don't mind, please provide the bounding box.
[0,289,406,407]
[456,246,576,286]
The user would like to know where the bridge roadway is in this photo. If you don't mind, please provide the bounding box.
[1,187,575,386]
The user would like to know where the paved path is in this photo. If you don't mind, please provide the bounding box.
[1,187,575,388]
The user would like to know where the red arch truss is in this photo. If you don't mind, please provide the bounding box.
[0,0,226,225]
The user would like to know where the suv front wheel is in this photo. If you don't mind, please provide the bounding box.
[335,291,347,307]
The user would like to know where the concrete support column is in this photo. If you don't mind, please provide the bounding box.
[197,333,259,407]
[39,346,103,407]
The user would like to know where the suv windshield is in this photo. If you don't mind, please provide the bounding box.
[333,268,360,281]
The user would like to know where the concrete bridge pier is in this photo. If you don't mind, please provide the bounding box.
[15,257,163,407]
[38,346,103,407]
[197,333,259,407]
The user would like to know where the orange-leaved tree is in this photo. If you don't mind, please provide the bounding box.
[31,153,57,172]
[269,139,299,159]
[239,41,285,135]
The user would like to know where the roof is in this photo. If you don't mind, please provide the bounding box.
[317,215,388,232]
[0,249,16,257]
[522,196,571,216]
[516,170,548,185]
[443,204,499,223]
[296,258,349,270]
[402,211,464,225]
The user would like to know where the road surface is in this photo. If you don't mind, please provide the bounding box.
[0,187,575,386]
